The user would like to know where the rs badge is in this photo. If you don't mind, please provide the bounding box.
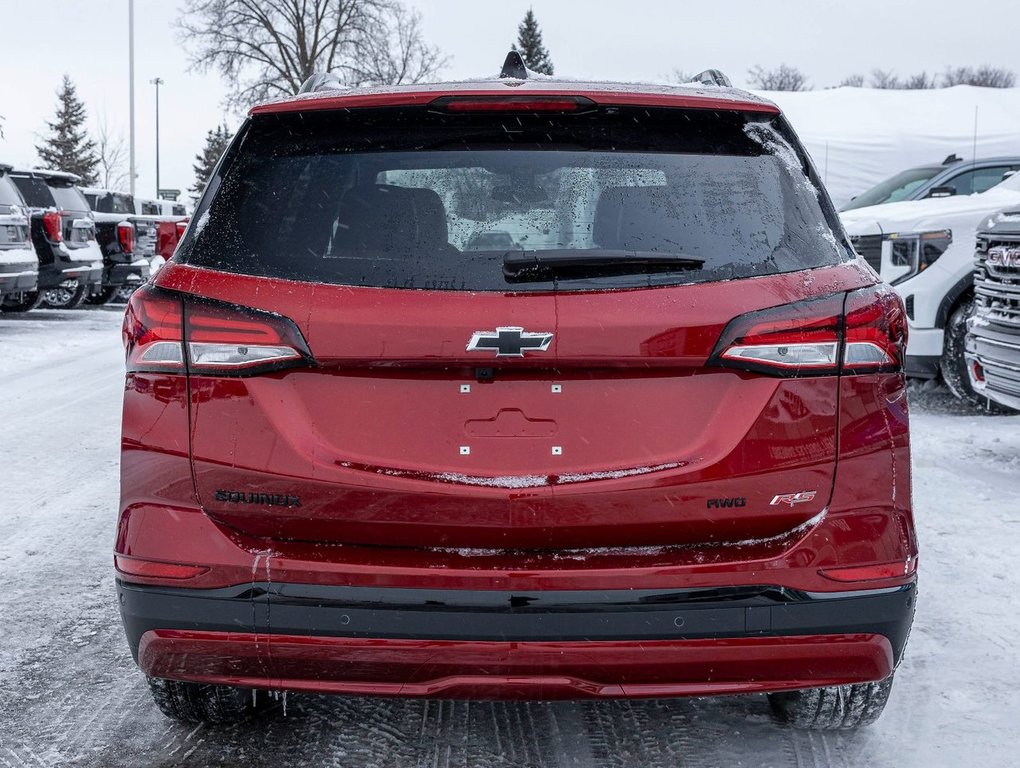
[770,491,817,507]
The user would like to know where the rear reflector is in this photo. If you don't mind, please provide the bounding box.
[709,285,907,377]
[115,555,209,580]
[42,210,62,242]
[819,557,917,583]
[429,95,597,113]
[123,285,313,376]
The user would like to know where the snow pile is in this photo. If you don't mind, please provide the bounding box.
[758,85,1020,207]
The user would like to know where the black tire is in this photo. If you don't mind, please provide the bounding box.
[768,675,894,730]
[940,297,1012,412]
[41,282,88,310]
[147,678,255,724]
[1,290,44,313]
[84,286,120,306]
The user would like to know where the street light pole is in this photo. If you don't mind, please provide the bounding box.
[151,77,164,198]
[128,0,135,196]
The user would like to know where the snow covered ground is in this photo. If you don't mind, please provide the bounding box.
[1,307,1019,768]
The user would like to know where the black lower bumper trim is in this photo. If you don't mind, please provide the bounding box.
[118,580,916,665]
[905,354,940,379]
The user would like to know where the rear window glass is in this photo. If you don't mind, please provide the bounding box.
[90,192,134,214]
[47,184,89,213]
[181,106,848,291]
[11,175,54,208]
[0,175,25,208]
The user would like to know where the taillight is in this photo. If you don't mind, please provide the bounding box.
[176,219,188,238]
[42,210,62,242]
[117,221,135,254]
[709,293,843,375]
[709,285,907,377]
[123,285,313,375]
[842,284,907,373]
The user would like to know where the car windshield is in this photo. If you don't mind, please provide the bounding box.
[841,165,944,210]
[182,106,848,291]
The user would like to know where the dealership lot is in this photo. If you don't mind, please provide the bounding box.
[0,307,1018,767]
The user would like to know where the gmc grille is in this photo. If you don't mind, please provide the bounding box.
[975,233,1020,329]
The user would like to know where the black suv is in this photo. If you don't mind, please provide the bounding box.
[0,164,39,308]
[80,187,155,304]
[966,207,1020,411]
[8,169,103,310]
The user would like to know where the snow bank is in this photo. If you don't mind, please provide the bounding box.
[757,86,1020,207]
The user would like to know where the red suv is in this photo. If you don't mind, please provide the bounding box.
[116,59,917,730]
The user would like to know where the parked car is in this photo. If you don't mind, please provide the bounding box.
[0,164,39,308]
[135,197,187,218]
[117,58,917,730]
[965,207,1020,411]
[841,154,1020,212]
[80,187,155,304]
[7,168,103,309]
[841,172,1020,407]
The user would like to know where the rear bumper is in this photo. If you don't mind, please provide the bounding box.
[104,259,151,288]
[0,265,38,293]
[39,260,103,290]
[120,579,914,699]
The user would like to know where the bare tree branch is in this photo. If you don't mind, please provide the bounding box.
[95,112,129,190]
[177,0,447,111]
[747,64,810,91]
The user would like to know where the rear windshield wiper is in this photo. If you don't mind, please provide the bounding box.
[503,249,705,282]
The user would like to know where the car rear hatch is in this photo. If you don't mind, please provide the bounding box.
[139,94,878,550]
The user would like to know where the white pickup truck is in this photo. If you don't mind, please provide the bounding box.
[841,172,1020,407]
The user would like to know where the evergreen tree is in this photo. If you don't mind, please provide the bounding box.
[36,76,99,184]
[190,124,232,201]
[513,9,554,75]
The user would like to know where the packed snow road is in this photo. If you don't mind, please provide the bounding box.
[1,307,1018,768]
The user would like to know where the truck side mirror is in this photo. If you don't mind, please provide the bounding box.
[926,185,956,198]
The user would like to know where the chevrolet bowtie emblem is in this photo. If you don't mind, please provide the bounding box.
[467,327,554,357]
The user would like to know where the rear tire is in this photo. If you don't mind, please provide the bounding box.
[1,290,43,313]
[940,298,1012,412]
[147,678,254,724]
[41,281,88,309]
[84,286,119,306]
[767,675,894,729]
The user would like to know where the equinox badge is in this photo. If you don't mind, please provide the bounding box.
[467,326,553,357]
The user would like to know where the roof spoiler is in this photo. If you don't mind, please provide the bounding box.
[296,72,345,95]
[34,169,82,184]
[690,69,732,88]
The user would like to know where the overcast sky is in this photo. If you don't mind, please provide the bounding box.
[1,0,1018,203]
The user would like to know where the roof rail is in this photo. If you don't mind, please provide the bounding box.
[0,162,12,174]
[690,69,732,88]
[296,72,345,95]
[500,50,528,80]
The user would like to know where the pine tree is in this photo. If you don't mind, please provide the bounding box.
[513,9,553,75]
[190,124,232,201]
[36,76,99,184]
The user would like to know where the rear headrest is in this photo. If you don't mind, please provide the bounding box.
[593,185,687,252]
[332,184,448,254]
